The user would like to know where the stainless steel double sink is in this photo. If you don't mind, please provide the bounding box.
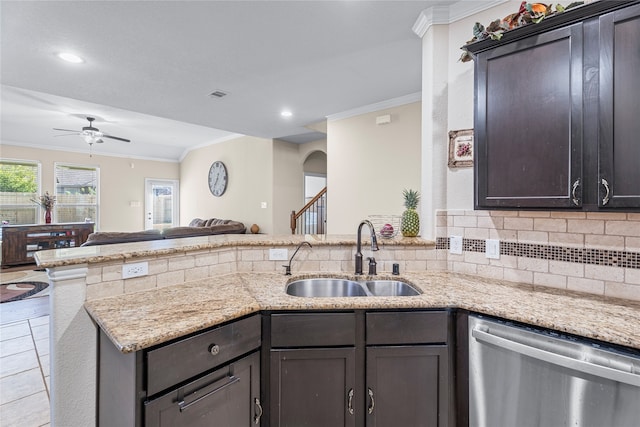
[285,278,421,298]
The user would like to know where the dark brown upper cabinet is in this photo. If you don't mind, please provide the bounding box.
[468,0,640,211]
[599,4,640,208]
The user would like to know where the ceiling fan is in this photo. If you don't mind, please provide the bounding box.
[54,117,131,145]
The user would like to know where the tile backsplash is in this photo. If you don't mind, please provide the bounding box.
[436,210,640,301]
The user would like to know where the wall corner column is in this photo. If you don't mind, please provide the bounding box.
[46,264,95,426]
[414,12,450,240]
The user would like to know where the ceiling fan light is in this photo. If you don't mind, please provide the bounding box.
[83,134,99,144]
[57,52,84,63]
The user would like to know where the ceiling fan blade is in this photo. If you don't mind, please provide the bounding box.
[53,128,79,132]
[54,133,80,137]
[102,134,131,143]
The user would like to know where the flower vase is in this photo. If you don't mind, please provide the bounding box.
[45,209,52,224]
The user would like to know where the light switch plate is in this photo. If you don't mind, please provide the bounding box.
[269,248,288,261]
[449,236,463,255]
[486,239,500,259]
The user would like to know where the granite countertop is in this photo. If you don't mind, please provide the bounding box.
[35,234,432,268]
[84,270,640,354]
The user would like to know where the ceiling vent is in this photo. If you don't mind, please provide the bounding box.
[209,90,228,98]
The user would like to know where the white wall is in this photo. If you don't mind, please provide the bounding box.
[180,136,328,235]
[180,135,274,233]
[0,143,179,231]
[443,1,520,210]
[327,102,422,234]
[273,139,303,234]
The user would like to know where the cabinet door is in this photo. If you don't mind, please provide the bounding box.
[366,346,448,427]
[599,3,640,208]
[270,348,356,427]
[475,24,583,208]
[1,229,23,265]
[145,351,261,427]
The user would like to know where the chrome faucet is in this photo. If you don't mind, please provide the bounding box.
[283,241,312,275]
[355,220,379,275]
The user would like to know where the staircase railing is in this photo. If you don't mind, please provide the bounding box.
[290,187,327,234]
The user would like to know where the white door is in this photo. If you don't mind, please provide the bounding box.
[145,179,179,230]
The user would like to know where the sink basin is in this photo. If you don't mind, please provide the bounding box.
[286,278,368,297]
[364,280,421,296]
[285,278,421,297]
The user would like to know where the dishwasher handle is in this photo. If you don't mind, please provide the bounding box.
[472,328,640,387]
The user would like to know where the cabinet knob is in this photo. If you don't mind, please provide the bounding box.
[208,344,220,356]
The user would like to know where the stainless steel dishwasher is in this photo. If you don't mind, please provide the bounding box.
[468,315,640,427]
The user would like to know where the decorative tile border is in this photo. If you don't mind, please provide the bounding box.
[436,237,640,269]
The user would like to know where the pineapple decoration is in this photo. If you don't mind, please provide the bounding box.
[401,189,421,237]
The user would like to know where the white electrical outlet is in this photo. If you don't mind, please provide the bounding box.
[269,248,288,261]
[486,239,500,259]
[122,261,149,279]
[449,235,463,255]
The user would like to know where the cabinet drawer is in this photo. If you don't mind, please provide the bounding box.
[146,314,260,396]
[145,351,260,427]
[271,312,356,347]
[366,311,448,345]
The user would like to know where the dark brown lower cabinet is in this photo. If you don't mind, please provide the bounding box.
[270,348,357,427]
[267,310,451,427]
[145,351,260,426]
[366,346,448,427]
[98,314,262,427]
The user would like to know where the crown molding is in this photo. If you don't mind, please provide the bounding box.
[1,140,180,163]
[412,0,509,38]
[412,6,451,38]
[178,133,245,162]
[326,92,422,122]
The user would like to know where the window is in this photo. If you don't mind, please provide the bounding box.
[55,163,99,224]
[0,159,40,225]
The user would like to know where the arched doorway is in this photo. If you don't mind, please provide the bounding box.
[303,151,327,204]
[292,150,327,234]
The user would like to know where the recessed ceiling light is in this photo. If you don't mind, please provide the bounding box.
[281,110,293,117]
[57,52,84,63]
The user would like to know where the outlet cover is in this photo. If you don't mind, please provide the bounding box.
[269,248,288,261]
[486,239,500,259]
[450,236,463,255]
[122,261,149,279]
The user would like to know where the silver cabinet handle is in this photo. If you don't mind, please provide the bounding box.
[367,388,375,414]
[208,344,220,356]
[347,388,354,415]
[601,178,611,205]
[253,397,263,424]
[178,375,239,412]
[472,328,640,387]
[571,178,580,206]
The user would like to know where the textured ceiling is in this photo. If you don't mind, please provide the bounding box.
[0,0,489,161]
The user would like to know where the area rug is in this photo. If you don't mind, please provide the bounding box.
[0,282,49,303]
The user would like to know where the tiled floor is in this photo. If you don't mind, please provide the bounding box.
[1,270,50,427]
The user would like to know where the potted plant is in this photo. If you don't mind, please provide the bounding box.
[32,191,56,224]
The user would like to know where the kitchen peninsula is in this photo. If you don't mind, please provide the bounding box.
[35,234,640,426]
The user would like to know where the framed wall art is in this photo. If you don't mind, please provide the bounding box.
[448,129,474,168]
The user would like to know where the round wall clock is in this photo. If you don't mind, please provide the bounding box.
[208,161,228,197]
